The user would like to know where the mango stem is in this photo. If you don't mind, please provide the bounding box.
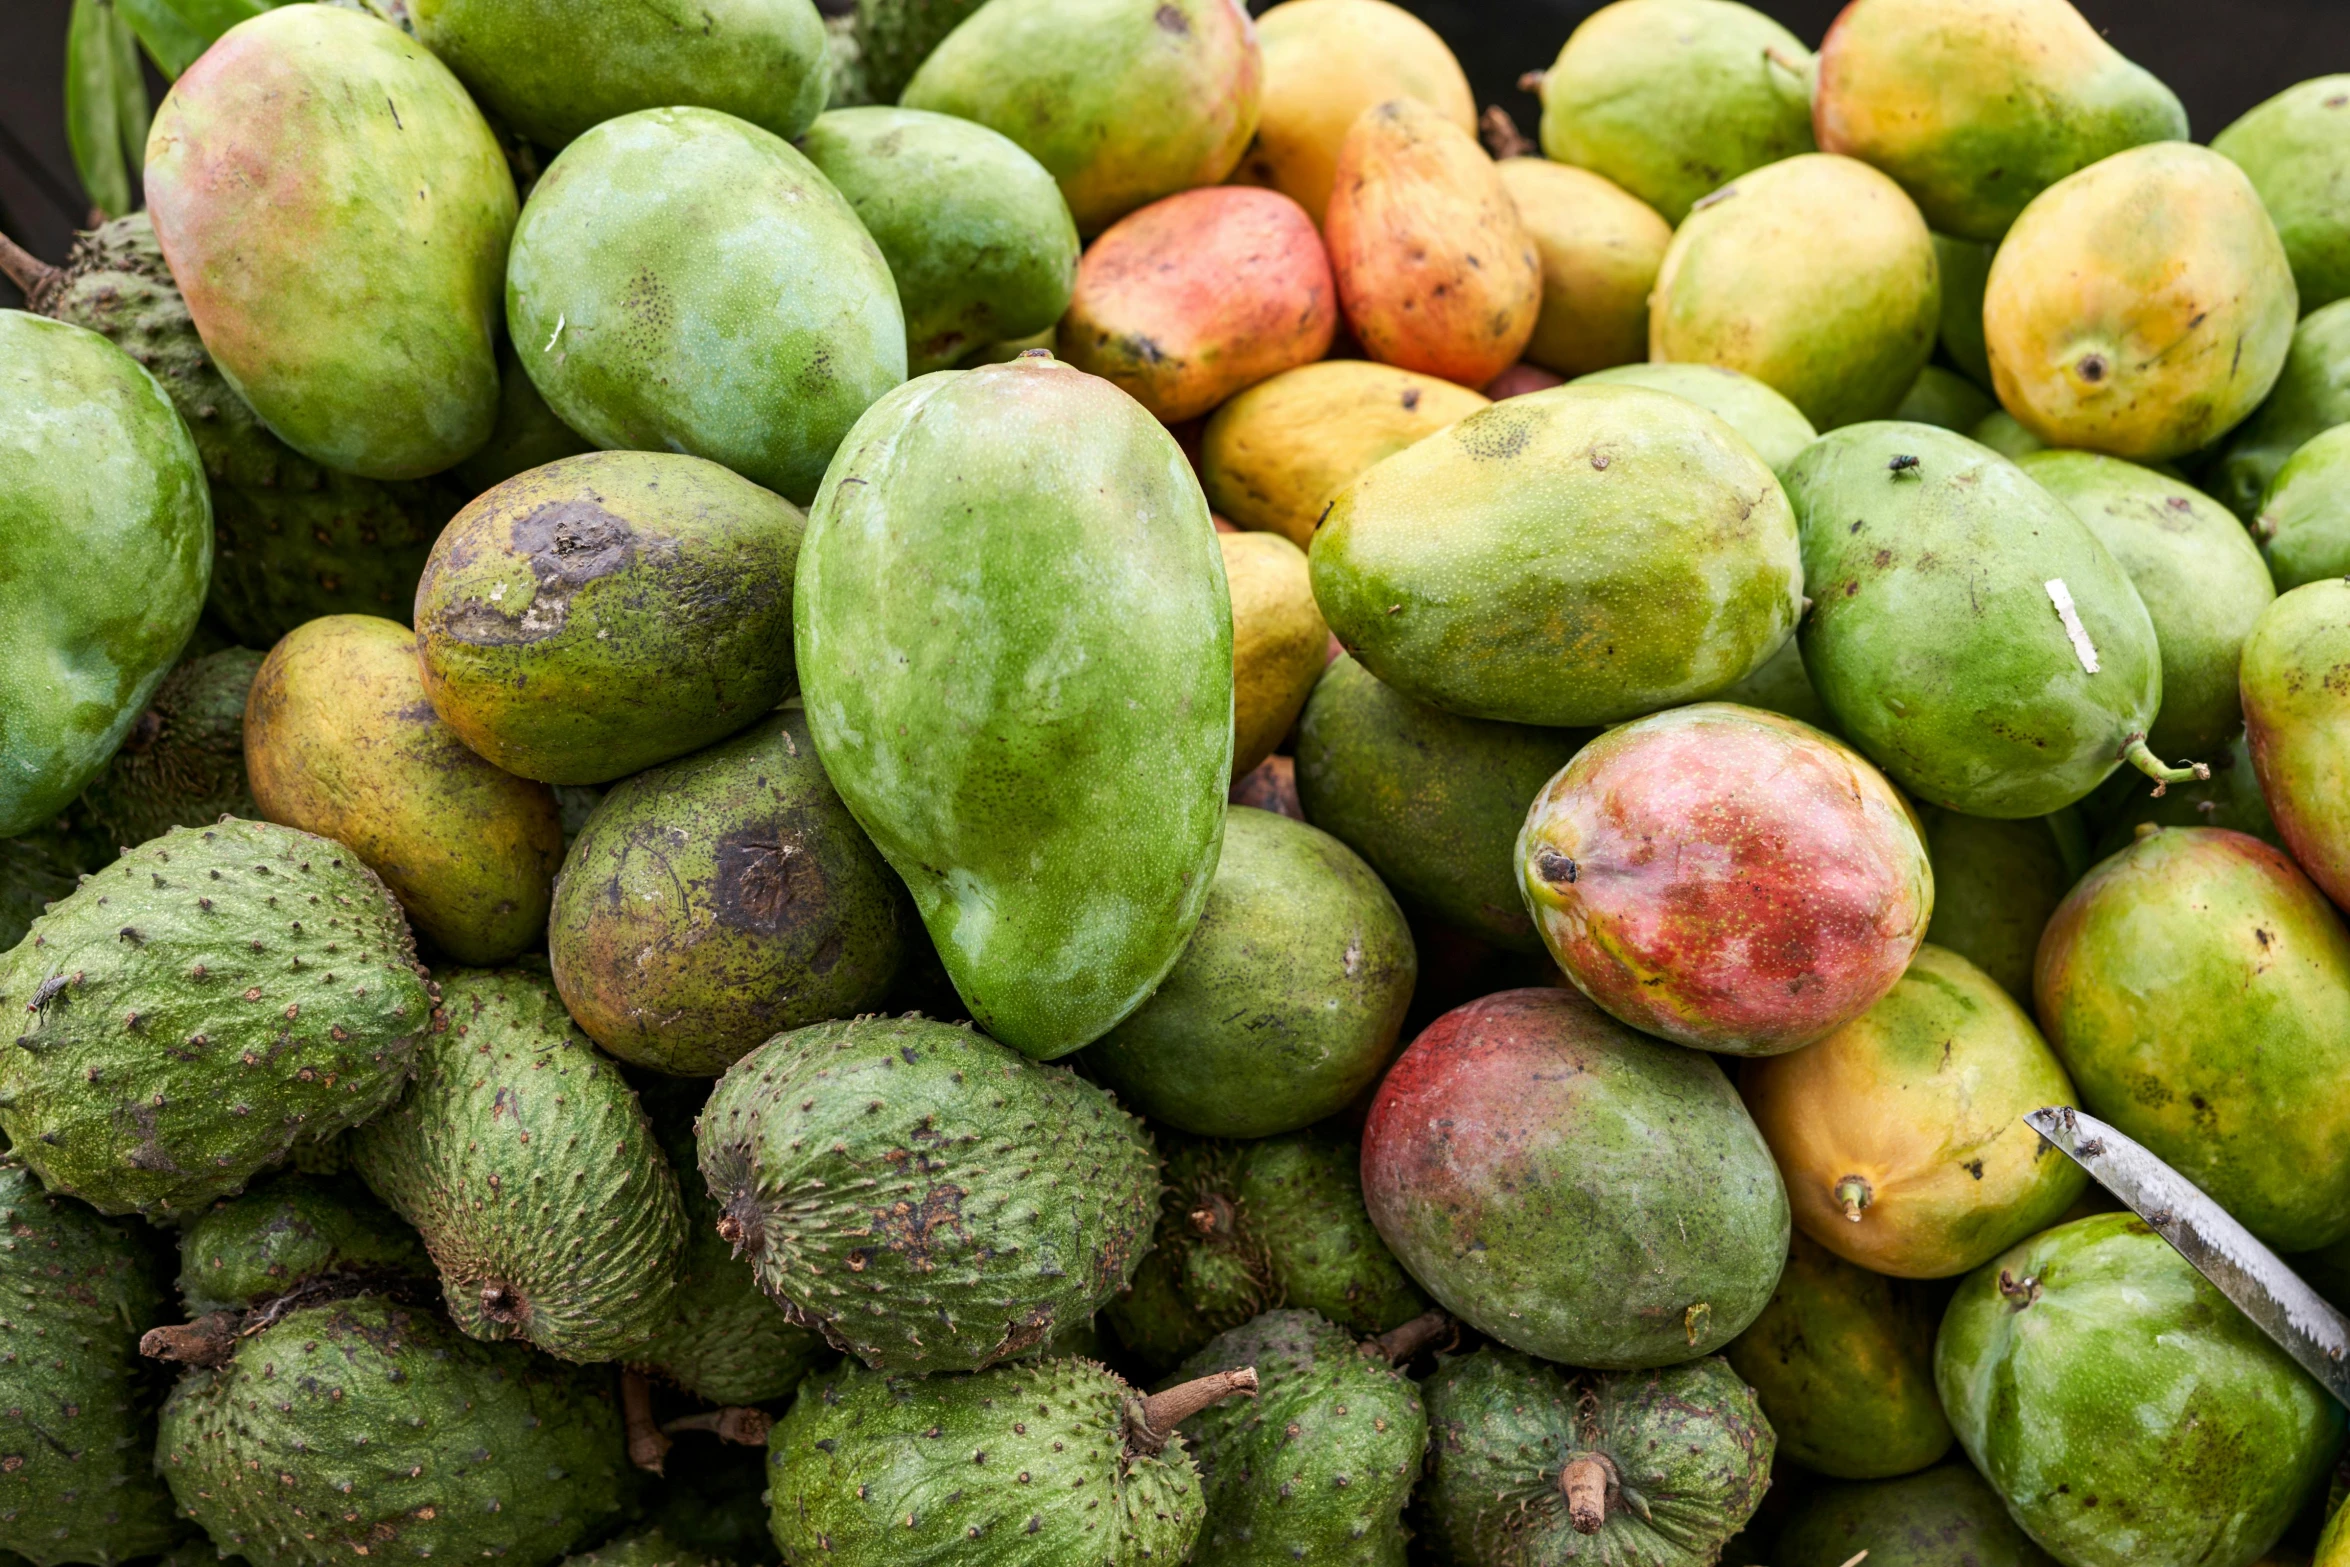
[2121,734,2210,797]
[1834,1174,1873,1223]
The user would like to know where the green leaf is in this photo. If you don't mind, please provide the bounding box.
[115,0,278,80]
[109,8,151,182]
[65,0,135,220]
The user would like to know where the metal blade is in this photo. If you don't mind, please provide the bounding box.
[2024,1105,2350,1411]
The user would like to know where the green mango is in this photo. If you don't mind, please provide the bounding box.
[1934,233,1994,389]
[795,354,1231,1059]
[1895,365,1995,432]
[2243,581,2350,922]
[797,107,1080,376]
[507,106,906,506]
[2215,75,2350,315]
[2090,728,2280,856]
[2209,297,2350,520]
[446,339,593,499]
[2256,422,2350,588]
[1712,631,1840,733]
[2020,450,2275,760]
[0,312,211,837]
[1533,0,1815,226]
[1571,360,1818,474]
[144,5,514,481]
[1789,422,2184,818]
[1919,807,2087,1003]
[412,0,829,149]
[1311,384,1802,728]
[1774,1464,2060,1567]
[1937,1214,2344,1567]
[1971,408,2047,460]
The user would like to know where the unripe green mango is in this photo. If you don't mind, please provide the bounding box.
[1774,1465,2061,1567]
[2209,297,2350,520]
[507,107,906,506]
[1971,408,2046,460]
[446,340,592,499]
[1713,632,1839,732]
[144,5,514,481]
[1310,384,1803,727]
[2215,75,2350,315]
[1789,422,2180,818]
[1571,360,1818,474]
[1935,233,1995,389]
[1919,806,2087,1004]
[2244,580,2350,915]
[2255,422,2350,589]
[795,355,1232,1059]
[1895,366,1995,433]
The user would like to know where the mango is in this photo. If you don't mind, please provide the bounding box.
[1201,360,1487,547]
[1814,0,2188,244]
[1573,361,1818,474]
[1325,99,1540,390]
[447,341,594,498]
[245,615,564,964]
[2244,580,2350,913]
[1920,807,2088,1004]
[900,0,1262,236]
[798,107,1079,377]
[1482,362,1563,400]
[1985,142,2297,464]
[2091,729,2280,856]
[144,6,514,481]
[1533,0,1815,225]
[795,355,1231,1059]
[1970,408,2046,460]
[2215,76,2350,314]
[1294,655,1586,952]
[2037,825,2350,1251]
[1935,233,1995,388]
[1894,365,1995,432]
[1221,531,1327,780]
[2256,424,2350,588]
[1789,422,2184,817]
[412,452,805,786]
[2209,298,2350,520]
[506,107,905,506]
[1495,158,1670,378]
[1312,384,1803,726]
[1236,0,1474,226]
[1774,1465,2064,1567]
[1743,944,2086,1278]
[412,0,828,148]
[1652,154,1941,430]
[1714,632,1838,731]
[1059,187,1334,423]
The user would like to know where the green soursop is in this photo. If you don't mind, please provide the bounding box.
[350,969,685,1364]
[559,1532,724,1567]
[0,837,82,954]
[176,1171,431,1315]
[696,1014,1159,1372]
[77,648,264,852]
[155,1294,630,1567]
[0,819,435,1218]
[0,1167,180,1565]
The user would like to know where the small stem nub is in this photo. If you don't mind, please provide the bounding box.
[1134,1367,1258,1451]
[1364,1310,1455,1364]
[622,1369,671,1475]
[1834,1174,1873,1223]
[0,229,60,307]
[1560,1455,1612,1534]
[1517,69,1548,93]
[663,1406,773,1446]
[1479,106,1533,161]
[2121,734,2209,797]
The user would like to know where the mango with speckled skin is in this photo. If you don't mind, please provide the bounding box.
[2216,75,2350,315]
[1499,158,1670,379]
[2209,298,2350,521]
[1222,532,1328,781]
[2244,580,2350,918]
[1572,361,1818,474]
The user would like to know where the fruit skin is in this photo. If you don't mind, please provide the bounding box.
[1499,158,1671,379]
[2256,424,2350,589]
[1788,422,2168,818]
[1651,153,1941,431]
[696,1015,1159,1372]
[0,1166,179,1567]
[1714,631,1839,732]
[0,819,433,1219]
[1935,234,1996,389]
[177,1172,432,1314]
[1420,1348,1774,1566]
[145,5,514,480]
[1985,142,2297,464]
[506,107,905,507]
[1573,361,1819,474]
[1084,808,1413,1137]
[558,1531,724,1567]
[1919,807,2088,1003]
[1312,384,1803,728]
[1971,408,2045,460]
[2214,75,2350,315]
[548,708,908,1078]
[1936,1214,2345,1567]
[1362,987,1789,1369]
[1295,655,1587,952]
[448,339,594,499]
[795,356,1231,1059]
[1221,533,1329,781]
[77,646,263,851]
[1722,1232,1952,1480]
[1201,361,1487,548]
[1535,0,1816,226]
[156,1294,631,1567]
[1814,0,2188,244]
[1895,365,1995,432]
[2036,826,2350,1252]
[351,968,686,1363]
[245,615,565,965]
[1324,99,1539,390]
[0,312,211,839]
[1518,702,1933,1057]
[1773,1464,2061,1567]
[411,0,828,149]
[2208,297,2350,520]
[799,107,1080,377]
[1061,187,1335,423]
[901,0,1263,236]
[413,451,805,786]
[1744,944,2086,1278]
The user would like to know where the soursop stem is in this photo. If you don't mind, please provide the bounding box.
[2121,734,2210,797]
[1560,1454,1614,1534]
[1364,1310,1456,1364]
[662,1407,775,1446]
[1134,1367,1259,1449]
[140,1312,241,1368]
[622,1369,672,1475]
[0,229,60,313]
[1834,1175,1873,1222]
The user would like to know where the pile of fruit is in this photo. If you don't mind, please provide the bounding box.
[11,0,2350,1562]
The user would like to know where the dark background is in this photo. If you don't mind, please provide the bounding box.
[3,0,2346,306]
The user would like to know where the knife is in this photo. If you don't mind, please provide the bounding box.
[2024,1105,2350,1411]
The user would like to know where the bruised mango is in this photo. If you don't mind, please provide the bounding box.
[2244,580,2350,913]
[1936,233,1996,389]
[144,5,513,481]
[245,615,564,964]
[1652,154,1941,430]
[1221,531,1328,780]
[1495,158,1669,379]
[2256,424,2350,589]
[1325,98,1540,390]
[1573,361,1818,474]
[2215,75,2350,315]
[1059,187,1335,423]
[1985,142,2297,464]
[2209,298,2350,520]
[1920,807,2089,1004]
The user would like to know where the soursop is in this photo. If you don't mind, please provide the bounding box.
[559,1532,724,1567]
[0,819,435,1218]
[696,1014,1159,1373]
[77,648,263,851]
[350,969,685,1364]
[176,1171,431,1315]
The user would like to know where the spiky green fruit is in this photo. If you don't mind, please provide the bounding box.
[78,648,264,852]
[0,1167,180,1566]
[156,1294,631,1567]
[558,1531,725,1567]
[350,969,684,1364]
[697,1014,1159,1373]
[176,1172,431,1315]
[0,819,434,1218]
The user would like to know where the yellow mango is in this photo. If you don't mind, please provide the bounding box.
[1497,158,1671,378]
[1222,531,1330,779]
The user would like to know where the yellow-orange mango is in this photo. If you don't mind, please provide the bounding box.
[1222,531,1330,778]
[1201,360,1489,546]
[1497,158,1671,377]
[1986,142,2298,463]
[1236,0,1475,227]
[1059,187,1336,423]
[1325,99,1541,389]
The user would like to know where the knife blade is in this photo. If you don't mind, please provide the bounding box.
[2024,1105,2350,1411]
